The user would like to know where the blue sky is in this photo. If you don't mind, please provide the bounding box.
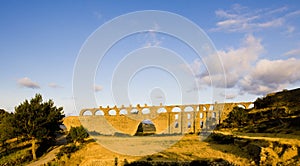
[1,1,300,115]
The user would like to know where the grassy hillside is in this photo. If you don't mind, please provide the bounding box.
[221,88,300,134]
[63,116,81,131]
[254,88,300,111]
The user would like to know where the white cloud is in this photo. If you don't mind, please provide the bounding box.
[184,33,300,96]
[239,58,300,95]
[285,10,300,17]
[94,85,103,92]
[184,34,264,91]
[181,58,202,76]
[251,58,300,84]
[215,9,237,19]
[48,83,63,88]
[284,48,300,56]
[212,4,299,33]
[199,5,300,96]
[257,18,283,28]
[217,19,239,27]
[209,5,300,95]
[202,34,263,88]
[17,77,40,89]
[218,34,263,72]
[266,6,288,15]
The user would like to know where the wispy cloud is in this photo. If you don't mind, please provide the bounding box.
[284,48,300,56]
[48,83,63,88]
[285,10,300,17]
[93,11,103,19]
[211,4,299,33]
[143,23,162,47]
[17,77,40,89]
[94,84,103,92]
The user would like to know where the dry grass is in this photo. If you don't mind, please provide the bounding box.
[63,116,82,130]
[0,139,32,165]
[59,135,250,166]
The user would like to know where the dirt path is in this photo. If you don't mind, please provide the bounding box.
[27,135,67,166]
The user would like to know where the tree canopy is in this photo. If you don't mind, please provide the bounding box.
[66,125,89,144]
[12,94,64,160]
[223,106,248,128]
[0,109,15,152]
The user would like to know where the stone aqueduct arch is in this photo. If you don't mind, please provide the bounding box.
[79,102,253,136]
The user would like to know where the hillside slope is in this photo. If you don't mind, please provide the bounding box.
[254,88,300,111]
[221,88,300,134]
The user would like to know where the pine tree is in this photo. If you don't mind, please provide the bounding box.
[13,94,64,160]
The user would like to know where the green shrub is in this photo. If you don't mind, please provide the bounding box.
[66,126,89,144]
[208,133,235,144]
[223,106,248,128]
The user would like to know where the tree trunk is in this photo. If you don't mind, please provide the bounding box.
[31,137,37,160]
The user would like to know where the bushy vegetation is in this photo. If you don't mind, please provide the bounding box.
[124,158,234,166]
[222,106,249,128]
[0,110,15,153]
[0,94,64,162]
[254,88,300,110]
[207,133,235,144]
[50,132,91,165]
[66,126,89,144]
[13,94,64,160]
[220,88,300,133]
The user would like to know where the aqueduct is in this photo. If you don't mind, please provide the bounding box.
[79,102,253,136]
